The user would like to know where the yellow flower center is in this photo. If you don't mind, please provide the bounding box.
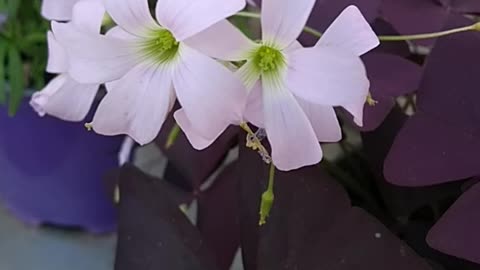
[140,29,179,64]
[252,45,285,74]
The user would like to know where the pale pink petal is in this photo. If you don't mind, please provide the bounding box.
[236,60,261,90]
[155,0,245,41]
[263,76,322,171]
[71,0,105,33]
[244,82,264,128]
[30,74,98,121]
[106,26,137,39]
[103,27,139,92]
[104,0,159,37]
[288,47,369,126]
[285,40,303,53]
[46,31,68,74]
[297,98,342,142]
[52,22,138,84]
[173,45,247,141]
[316,5,379,56]
[91,64,175,145]
[261,0,315,49]
[174,109,216,150]
[41,0,79,21]
[184,20,256,61]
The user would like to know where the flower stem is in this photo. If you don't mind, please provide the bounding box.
[379,24,476,41]
[233,11,480,42]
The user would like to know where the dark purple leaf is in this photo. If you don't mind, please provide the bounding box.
[450,0,480,13]
[370,18,411,57]
[363,107,462,217]
[381,0,477,47]
[385,112,480,186]
[237,135,268,270]
[156,112,238,191]
[292,208,432,270]
[427,182,480,264]
[360,52,422,131]
[114,165,219,270]
[238,135,432,270]
[198,163,241,270]
[384,16,480,186]
[381,0,448,47]
[257,161,351,270]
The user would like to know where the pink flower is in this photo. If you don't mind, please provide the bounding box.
[52,0,247,145]
[41,0,100,21]
[186,3,379,170]
[31,0,104,121]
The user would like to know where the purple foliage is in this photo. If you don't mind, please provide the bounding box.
[109,0,480,269]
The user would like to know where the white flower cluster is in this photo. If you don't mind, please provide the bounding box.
[36,0,378,171]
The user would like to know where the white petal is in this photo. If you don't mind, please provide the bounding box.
[296,98,342,142]
[244,82,264,128]
[316,5,379,56]
[104,0,159,37]
[184,20,256,61]
[174,109,216,150]
[173,45,247,141]
[156,0,246,41]
[52,22,138,84]
[263,76,322,171]
[106,26,137,39]
[285,40,304,53]
[236,59,261,90]
[30,74,98,121]
[41,0,78,21]
[92,64,175,145]
[71,0,105,33]
[46,31,68,73]
[288,47,369,126]
[261,0,315,49]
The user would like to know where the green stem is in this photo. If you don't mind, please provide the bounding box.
[268,163,275,191]
[233,11,479,42]
[379,24,476,41]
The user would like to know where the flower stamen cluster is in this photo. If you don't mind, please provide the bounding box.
[140,29,179,64]
[252,45,285,74]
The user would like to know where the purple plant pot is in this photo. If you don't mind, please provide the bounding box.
[0,98,123,233]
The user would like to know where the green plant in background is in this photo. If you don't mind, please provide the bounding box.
[0,0,48,116]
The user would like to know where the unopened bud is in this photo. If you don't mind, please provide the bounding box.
[259,189,274,226]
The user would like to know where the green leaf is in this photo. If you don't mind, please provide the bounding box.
[0,41,6,104]
[7,0,20,17]
[7,45,24,116]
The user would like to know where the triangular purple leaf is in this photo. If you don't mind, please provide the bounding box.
[198,163,241,270]
[238,135,432,269]
[384,16,480,186]
[114,165,219,270]
[427,182,480,264]
[156,112,238,191]
[361,52,422,131]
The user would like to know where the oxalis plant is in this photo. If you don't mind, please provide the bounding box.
[7,0,480,269]
[0,0,48,115]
